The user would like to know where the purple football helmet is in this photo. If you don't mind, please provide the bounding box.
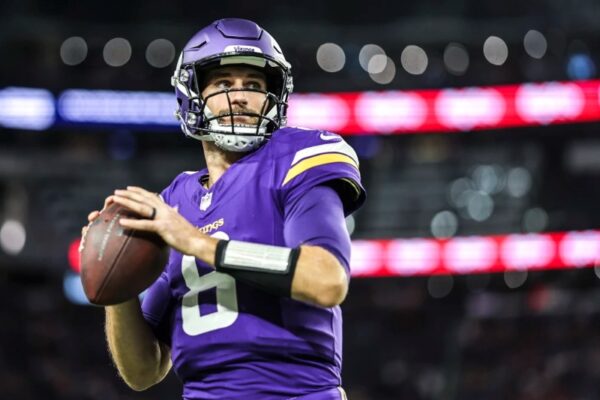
[171,18,294,152]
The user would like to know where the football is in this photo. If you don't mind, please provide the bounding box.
[80,203,170,305]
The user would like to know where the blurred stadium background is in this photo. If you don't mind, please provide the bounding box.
[2,0,600,398]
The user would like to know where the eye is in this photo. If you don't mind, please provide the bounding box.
[215,80,232,89]
[246,81,264,90]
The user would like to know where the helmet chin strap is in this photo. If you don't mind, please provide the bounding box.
[199,105,279,152]
[212,132,265,152]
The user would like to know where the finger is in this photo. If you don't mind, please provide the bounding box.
[114,189,148,205]
[112,195,155,219]
[81,226,87,237]
[103,195,115,209]
[127,186,163,203]
[126,186,159,200]
[88,211,100,222]
[119,218,157,232]
[117,188,163,207]
[126,186,150,194]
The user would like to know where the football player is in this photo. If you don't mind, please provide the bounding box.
[87,18,365,399]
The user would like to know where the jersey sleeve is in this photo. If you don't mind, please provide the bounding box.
[275,129,366,216]
[141,271,174,345]
[284,185,352,274]
[159,170,201,206]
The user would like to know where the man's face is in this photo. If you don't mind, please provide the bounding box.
[201,66,269,127]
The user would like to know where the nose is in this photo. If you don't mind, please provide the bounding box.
[228,80,248,106]
[228,91,247,106]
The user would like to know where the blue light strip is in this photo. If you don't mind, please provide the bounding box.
[58,89,177,126]
[0,87,56,130]
[63,271,93,306]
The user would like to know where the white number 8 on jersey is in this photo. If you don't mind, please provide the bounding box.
[181,231,239,336]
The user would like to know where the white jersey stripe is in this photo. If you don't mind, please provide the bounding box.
[290,140,359,167]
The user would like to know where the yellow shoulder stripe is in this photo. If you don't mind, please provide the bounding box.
[282,153,359,186]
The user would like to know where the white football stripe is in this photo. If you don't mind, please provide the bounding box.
[291,140,359,167]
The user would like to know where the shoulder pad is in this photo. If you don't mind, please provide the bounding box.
[269,128,365,215]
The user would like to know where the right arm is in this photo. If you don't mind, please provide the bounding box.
[105,299,172,391]
[83,198,171,391]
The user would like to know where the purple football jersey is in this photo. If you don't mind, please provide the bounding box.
[142,127,365,399]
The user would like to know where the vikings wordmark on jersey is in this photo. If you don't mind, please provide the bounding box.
[141,127,365,399]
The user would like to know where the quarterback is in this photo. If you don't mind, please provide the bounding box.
[87,18,366,399]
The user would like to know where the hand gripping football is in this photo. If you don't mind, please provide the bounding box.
[80,203,169,305]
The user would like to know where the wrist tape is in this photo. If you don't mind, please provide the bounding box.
[214,240,300,297]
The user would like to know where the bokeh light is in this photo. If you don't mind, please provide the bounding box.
[400,45,428,75]
[430,210,458,238]
[60,36,88,66]
[466,191,494,222]
[483,36,508,66]
[567,53,596,80]
[523,30,547,59]
[506,167,532,198]
[369,56,396,84]
[103,37,132,67]
[146,38,176,68]
[367,54,388,74]
[443,43,469,75]
[316,43,346,73]
[522,207,549,233]
[359,44,386,72]
[504,270,528,289]
[427,275,454,298]
[0,219,26,255]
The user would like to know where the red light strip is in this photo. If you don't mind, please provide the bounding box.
[287,80,600,134]
[68,230,600,277]
[68,238,81,273]
[350,230,600,277]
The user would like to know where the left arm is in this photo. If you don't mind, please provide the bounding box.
[288,245,348,307]
[281,183,351,306]
[114,185,350,307]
